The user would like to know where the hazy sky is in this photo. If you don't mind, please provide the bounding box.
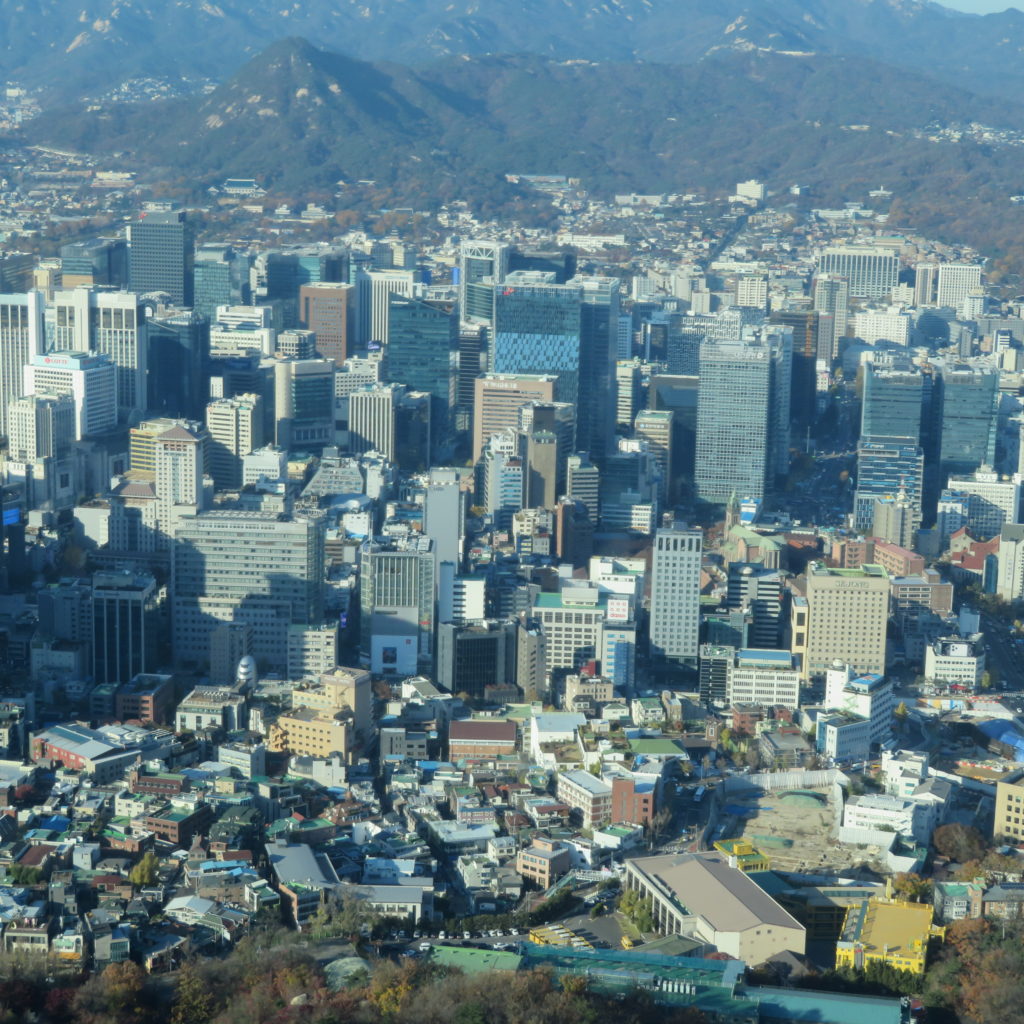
[939,0,1021,11]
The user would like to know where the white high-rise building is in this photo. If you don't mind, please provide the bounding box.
[7,392,75,462]
[851,307,911,347]
[24,351,116,439]
[0,291,44,437]
[348,384,397,460]
[206,393,263,489]
[936,264,983,310]
[649,521,702,665]
[171,510,325,670]
[817,246,899,300]
[824,665,895,746]
[46,289,148,419]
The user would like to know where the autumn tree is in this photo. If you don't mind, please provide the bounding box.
[130,850,160,887]
[933,823,987,864]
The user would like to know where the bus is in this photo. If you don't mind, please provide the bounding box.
[693,786,705,804]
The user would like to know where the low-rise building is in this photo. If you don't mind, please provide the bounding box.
[516,836,572,889]
[448,719,518,759]
[924,635,985,688]
[556,769,612,828]
[835,897,942,976]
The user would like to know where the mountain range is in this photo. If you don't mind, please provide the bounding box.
[4,0,1024,103]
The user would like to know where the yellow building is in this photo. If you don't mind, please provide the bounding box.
[268,707,353,763]
[835,898,944,976]
[993,770,1024,842]
[713,839,770,873]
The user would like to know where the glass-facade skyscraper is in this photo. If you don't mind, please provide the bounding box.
[694,326,792,504]
[492,272,583,418]
[574,275,620,461]
[860,363,924,443]
[128,210,194,306]
[937,365,999,478]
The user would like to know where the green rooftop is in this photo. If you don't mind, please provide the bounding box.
[428,944,522,974]
[628,738,686,755]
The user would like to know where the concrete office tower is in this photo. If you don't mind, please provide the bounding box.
[274,358,334,453]
[481,430,525,528]
[812,274,849,360]
[92,570,159,685]
[852,307,911,347]
[649,521,702,666]
[422,481,466,572]
[147,310,209,420]
[872,489,915,549]
[473,373,557,463]
[615,359,642,433]
[936,263,983,309]
[193,245,240,320]
[210,621,253,685]
[526,430,559,509]
[816,245,899,300]
[276,329,317,360]
[60,237,128,289]
[617,314,633,359]
[695,326,792,505]
[573,275,620,460]
[299,282,351,365]
[171,510,325,671]
[348,384,397,460]
[437,563,486,625]
[154,423,206,536]
[634,409,674,504]
[7,393,74,462]
[914,263,938,306]
[335,354,383,396]
[437,621,516,699]
[127,210,194,306]
[735,274,768,311]
[519,401,575,491]
[459,239,509,325]
[492,272,583,411]
[860,363,924,443]
[24,351,116,439]
[45,289,148,420]
[770,310,818,429]
[727,564,786,649]
[937,364,999,480]
[803,562,890,680]
[567,453,600,523]
[358,537,435,674]
[129,416,201,475]
[941,466,1022,539]
[854,441,924,532]
[455,326,486,433]
[210,304,275,357]
[206,393,264,489]
[0,291,43,436]
[386,296,457,441]
[366,268,416,347]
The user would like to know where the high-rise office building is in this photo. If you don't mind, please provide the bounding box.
[481,430,525,527]
[171,510,325,670]
[853,441,924,532]
[816,245,899,300]
[348,384,397,460]
[147,310,209,420]
[472,373,557,463]
[455,326,486,433]
[276,329,317,360]
[459,240,509,324]
[7,393,75,463]
[802,563,890,680]
[525,429,559,509]
[566,453,600,523]
[298,281,351,365]
[634,409,674,504]
[193,245,239,320]
[860,363,925,443]
[695,326,792,504]
[359,537,435,674]
[386,296,456,440]
[770,309,819,428]
[437,621,516,700]
[206,393,264,489]
[59,237,128,289]
[0,291,44,436]
[936,264,983,309]
[127,210,194,306]
[649,521,702,665]
[812,274,849,359]
[24,351,116,439]
[156,423,207,512]
[365,268,416,347]
[937,364,999,479]
[274,358,335,453]
[92,570,159,685]
[615,359,642,433]
[574,275,620,459]
[492,272,583,413]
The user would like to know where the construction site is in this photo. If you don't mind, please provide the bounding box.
[710,786,886,875]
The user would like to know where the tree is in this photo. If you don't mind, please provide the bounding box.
[892,872,932,903]
[894,701,909,721]
[130,850,160,887]
[171,960,216,1024]
[933,823,987,864]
